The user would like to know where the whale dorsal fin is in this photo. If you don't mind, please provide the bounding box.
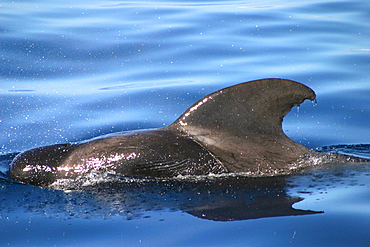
[169,78,316,174]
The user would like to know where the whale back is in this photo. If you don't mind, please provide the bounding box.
[170,78,316,174]
[8,78,318,188]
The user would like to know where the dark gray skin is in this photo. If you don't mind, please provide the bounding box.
[8,78,316,187]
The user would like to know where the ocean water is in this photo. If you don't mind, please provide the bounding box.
[1,0,370,246]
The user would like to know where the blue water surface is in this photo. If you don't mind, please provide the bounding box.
[1,0,370,246]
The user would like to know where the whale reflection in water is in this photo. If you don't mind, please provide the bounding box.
[1,164,321,222]
[3,152,368,221]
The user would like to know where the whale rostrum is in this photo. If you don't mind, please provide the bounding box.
[9,78,325,187]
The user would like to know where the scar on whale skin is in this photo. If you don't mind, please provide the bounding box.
[7,78,351,188]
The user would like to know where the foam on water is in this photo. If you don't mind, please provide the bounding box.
[40,145,369,190]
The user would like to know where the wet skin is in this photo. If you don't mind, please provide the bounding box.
[8,78,317,187]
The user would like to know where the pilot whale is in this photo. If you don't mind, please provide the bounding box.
[9,78,338,187]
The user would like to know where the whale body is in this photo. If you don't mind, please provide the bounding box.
[8,78,319,187]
